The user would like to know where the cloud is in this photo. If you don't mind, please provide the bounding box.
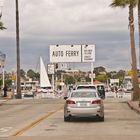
[0,0,139,72]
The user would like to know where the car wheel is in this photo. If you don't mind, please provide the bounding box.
[98,116,104,122]
[64,116,71,122]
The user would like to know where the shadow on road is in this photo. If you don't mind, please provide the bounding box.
[66,117,104,123]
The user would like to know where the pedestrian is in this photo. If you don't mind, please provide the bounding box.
[3,84,8,97]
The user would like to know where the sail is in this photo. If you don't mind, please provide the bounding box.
[40,57,51,88]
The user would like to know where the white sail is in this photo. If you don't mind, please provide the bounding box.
[40,57,51,88]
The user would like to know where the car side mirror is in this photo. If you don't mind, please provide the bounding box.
[64,97,68,100]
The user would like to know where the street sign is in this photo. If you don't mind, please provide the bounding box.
[82,45,95,62]
[58,63,68,70]
[48,64,55,74]
[89,73,95,79]
[11,71,16,81]
[50,44,95,63]
[128,70,133,77]
[50,45,82,63]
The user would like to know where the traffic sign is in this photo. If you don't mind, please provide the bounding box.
[50,44,95,63]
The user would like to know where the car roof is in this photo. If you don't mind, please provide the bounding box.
[72,89,97,92]
[95,84,104,86]
[77,84,96,86]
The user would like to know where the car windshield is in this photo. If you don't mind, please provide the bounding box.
[71,91,96,98]
[77,86,96,90]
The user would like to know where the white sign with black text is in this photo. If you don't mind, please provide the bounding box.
[47,64,55,74]
[50,45,81,63]
[82,45,95,62]
[50,44,95,63]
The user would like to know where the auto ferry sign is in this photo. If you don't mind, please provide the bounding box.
[50,45,81,62]
[50,44,95,63]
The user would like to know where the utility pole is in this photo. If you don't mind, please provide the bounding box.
[15,0,21,98]
[0,52,6,89]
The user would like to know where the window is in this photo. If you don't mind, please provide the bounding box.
[71,91,96,98]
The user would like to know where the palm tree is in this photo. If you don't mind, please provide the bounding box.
[138,0,140,106]
[110,0,139,101]
[15,0,21,99]
[0,21,6,30]
[0,4,6,30]
[138,0,140,69]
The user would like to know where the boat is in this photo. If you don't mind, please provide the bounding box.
[37,57,54,98]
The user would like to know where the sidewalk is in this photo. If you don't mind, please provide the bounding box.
[127,101,140,114]
[0,98,27,106]
[0,97,8,105]
[0,90,16,105]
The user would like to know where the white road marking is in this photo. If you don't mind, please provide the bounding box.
[0,127,13,133]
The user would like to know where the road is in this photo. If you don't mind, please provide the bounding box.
[0,96,140,140]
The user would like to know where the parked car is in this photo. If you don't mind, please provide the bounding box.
[96,84,105,99]
[64,89,104,122]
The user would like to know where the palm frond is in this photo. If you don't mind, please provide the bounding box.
[110,0,137,8]
[0,21,6,30]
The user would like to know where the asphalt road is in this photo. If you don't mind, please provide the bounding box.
[0,97,140,140]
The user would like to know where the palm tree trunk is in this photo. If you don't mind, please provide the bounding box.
[129,5,139,101]
[138,0,140,106]
[15,0,21,99]
[138,0,140,69]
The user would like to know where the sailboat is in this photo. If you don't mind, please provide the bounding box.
[37,57,54,97]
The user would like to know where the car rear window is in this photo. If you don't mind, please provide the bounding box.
[77,86,96,90]
[71,91,96,98]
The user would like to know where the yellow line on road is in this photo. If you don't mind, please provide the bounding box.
[12,105,63,136]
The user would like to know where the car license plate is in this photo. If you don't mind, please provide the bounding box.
[80,103,87,107]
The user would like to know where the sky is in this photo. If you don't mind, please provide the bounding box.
[0,0,139,72]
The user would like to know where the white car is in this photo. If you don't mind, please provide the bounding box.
[64,89,104,122]
[76,84,105,99]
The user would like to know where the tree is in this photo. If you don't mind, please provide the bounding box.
[94,66,106,73]
[95,74,108,83]
[0,21,6,30]
[110,0,139,101]
[27,69,35,78]
[138,0,140,106]
[64,75,75,85]
[138,0,140,68]
[27,69,40,80]
[20,69,26,78]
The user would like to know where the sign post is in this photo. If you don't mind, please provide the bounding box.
[11,71,16,98]
[48,64,55,90]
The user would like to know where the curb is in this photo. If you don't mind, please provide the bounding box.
[127,101,140,114]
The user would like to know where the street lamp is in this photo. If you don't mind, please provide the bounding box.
[15,0,21,98]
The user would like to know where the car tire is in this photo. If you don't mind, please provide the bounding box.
[98,116,104,122]
[64,116,71,122]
